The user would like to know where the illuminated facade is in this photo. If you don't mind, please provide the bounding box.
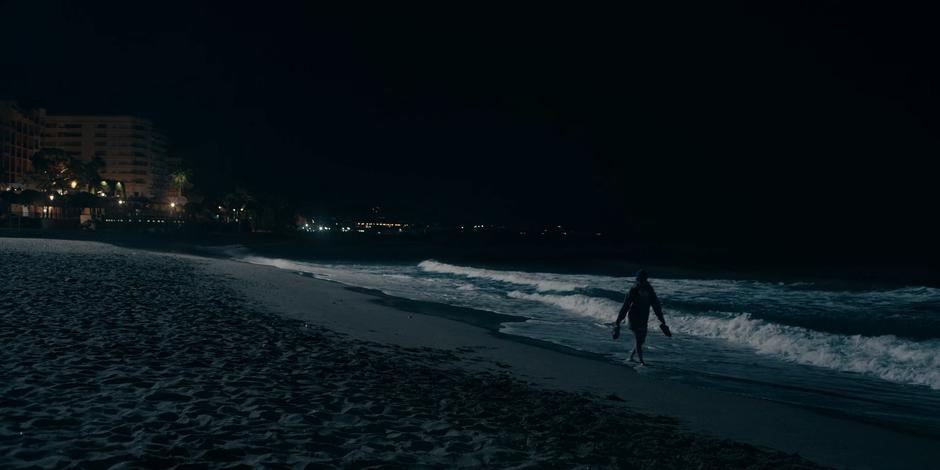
[43,115,169,198]
[0,101,46,186]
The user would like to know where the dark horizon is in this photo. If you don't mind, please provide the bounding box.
[3,1,938,259]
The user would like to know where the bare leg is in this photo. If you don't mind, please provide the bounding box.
[634,335,646,365]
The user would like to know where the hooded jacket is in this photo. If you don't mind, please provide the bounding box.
[619,281,664,330]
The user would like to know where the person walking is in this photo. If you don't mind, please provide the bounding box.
[613,269,670,364]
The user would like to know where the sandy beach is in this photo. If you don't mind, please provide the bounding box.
[1,238,937,468]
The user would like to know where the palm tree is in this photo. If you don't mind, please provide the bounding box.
[170,170,191,198]
[77,157,106,193]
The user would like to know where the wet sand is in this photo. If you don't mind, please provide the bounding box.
[0,238,931,468]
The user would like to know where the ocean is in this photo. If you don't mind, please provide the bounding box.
[230,249,940,437]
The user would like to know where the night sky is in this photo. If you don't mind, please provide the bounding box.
[2,2,938,255]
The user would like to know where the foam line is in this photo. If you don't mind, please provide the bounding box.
[509,291,940,390]
[418,260,585,292]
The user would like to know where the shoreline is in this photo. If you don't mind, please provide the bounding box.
[208,251,940,469]
[2,237,938,468]
[280,265,940,441]
[0,237,822,468]
[341,284,612,362]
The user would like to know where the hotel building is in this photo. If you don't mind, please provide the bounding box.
[0,101,46,187]
[43,115,169,198]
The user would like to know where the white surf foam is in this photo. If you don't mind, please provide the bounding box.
[237,256,940,390]
[241,256,330,278]
[508,291,620,320]
[510,291,940,390]
[671,312,940,390]
[418,260,585,292]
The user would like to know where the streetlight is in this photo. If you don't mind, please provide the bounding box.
[45,194,55,219]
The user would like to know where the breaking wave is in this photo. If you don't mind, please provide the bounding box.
[508,291,620,320]
[418,260,584,292]
[236,256,940,391]
[509,291,940,390]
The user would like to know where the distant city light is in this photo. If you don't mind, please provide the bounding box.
[70,180,77,189]
[48,194,54,201]
[356,222,404,229]
[170,202,176,208]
